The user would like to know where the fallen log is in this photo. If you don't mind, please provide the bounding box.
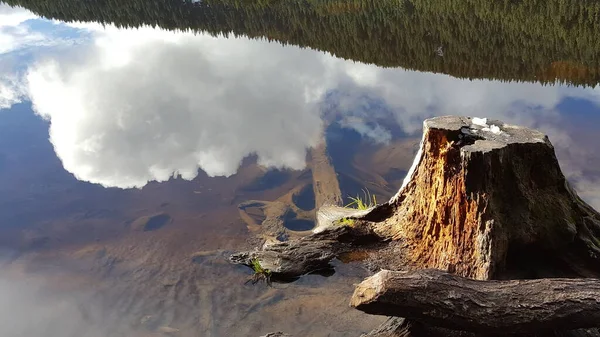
[229,225,382,280]
[352,269,600,333]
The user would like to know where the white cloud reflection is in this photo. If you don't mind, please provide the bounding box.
[0,4,35,108]
[0,3,37,55]
[2,23,600,202]
[0,4,35,26]
[27,28,329,188]
[0,5,89,108]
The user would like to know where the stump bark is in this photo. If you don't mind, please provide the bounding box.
[367,116,600,280]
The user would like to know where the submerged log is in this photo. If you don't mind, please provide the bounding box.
[352,269,600,333]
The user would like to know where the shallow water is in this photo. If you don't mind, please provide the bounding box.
[283,219,315,231]
[1,0,600,336]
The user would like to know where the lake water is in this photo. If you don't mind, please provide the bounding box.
[1,1,600,336]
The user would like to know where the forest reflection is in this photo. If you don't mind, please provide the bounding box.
[3,0,600,86]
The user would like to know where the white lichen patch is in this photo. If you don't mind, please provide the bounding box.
[472,117,488,127]
[482,124,502,134]
[470,117,504,135]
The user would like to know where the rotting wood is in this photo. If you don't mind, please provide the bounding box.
[230,225,382,280]
[360,116,600,280]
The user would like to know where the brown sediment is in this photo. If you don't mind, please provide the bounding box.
[237,181,316,243]
[130,212,172,232]
[309,133,343,208]
[237,127,347,244]
[0,125,392,337]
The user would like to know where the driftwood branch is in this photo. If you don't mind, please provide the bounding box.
[230,225,381,280]
[352,269,600,333]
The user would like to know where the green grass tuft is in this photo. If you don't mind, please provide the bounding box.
[337,189,378,226]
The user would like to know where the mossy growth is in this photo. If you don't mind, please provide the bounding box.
[246,258,272,286]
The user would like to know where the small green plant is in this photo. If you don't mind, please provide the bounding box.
[246,258,272,285]
[337,189,377,226]
[346,190,377,210]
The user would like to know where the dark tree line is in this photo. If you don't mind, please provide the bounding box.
[3,0,600,86]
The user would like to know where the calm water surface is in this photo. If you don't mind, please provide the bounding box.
[1,1,600,336]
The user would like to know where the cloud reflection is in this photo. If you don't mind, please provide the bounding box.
[0,274,141,337]
[27,28,330,188]
[0,4,37,56]
[4,23,600,206]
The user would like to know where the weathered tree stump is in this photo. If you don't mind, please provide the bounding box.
[366,116,600,280]
[355,116,600,336]
[352,269,600,333]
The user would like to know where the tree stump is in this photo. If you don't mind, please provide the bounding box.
[367,116,600,280]
[354,116,600,336]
